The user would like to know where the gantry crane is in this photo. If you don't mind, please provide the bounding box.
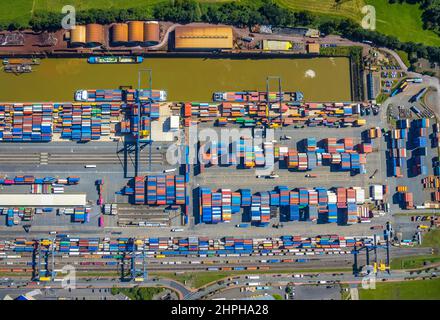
[120,238,147,282]
[352,233,391,277]
[33,238,56,282]
[266,76,283,129]
[134,69,153,177]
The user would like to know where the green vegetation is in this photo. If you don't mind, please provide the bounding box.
[111,286,165,300]
[421,229,440,252]
[376,93,389,104]
[272,293,283,300]
[0,0,33,28]
[391,229,440,270]
[396,50,411,68]
[275,0,365,21]
[391,254,440,270]
[366,0,440,47]
[34,0,162,12]
[320,45,361,57]
[359,278,440,300]
[340,284,351,300]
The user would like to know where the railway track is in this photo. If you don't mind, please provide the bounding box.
[0,152,164,165]
[0,259,354,277]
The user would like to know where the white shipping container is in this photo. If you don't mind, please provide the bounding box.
[371,185,384,200]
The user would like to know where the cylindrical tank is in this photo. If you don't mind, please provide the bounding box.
[70,25,86,46]
[143,21,160,45]
[128,21,144,44]
[86,24,105,46]
[111,23,128,44]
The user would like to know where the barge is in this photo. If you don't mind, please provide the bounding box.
[87,56,144,64]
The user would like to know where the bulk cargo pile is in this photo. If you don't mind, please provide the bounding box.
[199,186,371,226]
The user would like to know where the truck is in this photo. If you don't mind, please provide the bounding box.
[246,275,260,280]
[246,282,261,286]
[236,224,249,228]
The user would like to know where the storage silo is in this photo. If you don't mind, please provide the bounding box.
[86,24,105,47]
[70,25,86,46]
[111,23,128,45]
[128,21,144,45]
[143,21,160,46]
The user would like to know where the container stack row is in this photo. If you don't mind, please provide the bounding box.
[5,235,376,257]
[134,176,145,205]
[0,104,53,142]
[389,120,410,178]
[200,138,368,173]
[412,119,429,176]
[80,89,123,102]
[132,175,186,206]
[213,91,303,103]
[199,188,241,224]
[187,100,368,128]
[57,104,112,141]
[199,186,368,226]
[0,176,79,185]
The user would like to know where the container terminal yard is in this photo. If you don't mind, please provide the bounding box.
[0,23,439,301]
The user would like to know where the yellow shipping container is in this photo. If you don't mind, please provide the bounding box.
[41,240,52,246]
[39,277,51,282]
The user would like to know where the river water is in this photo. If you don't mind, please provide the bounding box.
[0,57,351,102]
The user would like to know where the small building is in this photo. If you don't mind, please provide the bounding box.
[143,21,160,46]
[169,115,180,131]
[307,43,320,54]
[371,185,384,201]
[69,25,86,46]
[86,24,105,47]
[128,21,144,44]
[367,73,375,100]
[0,194,87,206]
[262,40,292,51]
[111,23,128,45]
[173,26,233,51]
[306,28,320,38]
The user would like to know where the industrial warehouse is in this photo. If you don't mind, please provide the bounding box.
[0,3,440,304]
